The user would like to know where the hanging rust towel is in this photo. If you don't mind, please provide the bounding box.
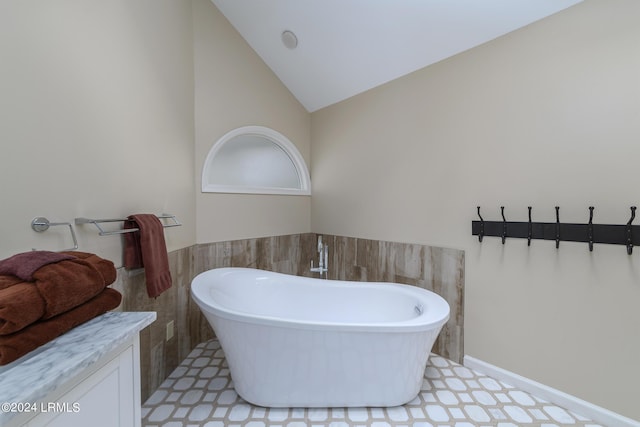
[124,214,172,298]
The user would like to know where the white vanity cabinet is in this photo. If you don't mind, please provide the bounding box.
[22,339,139,427]
[0,312,155,427]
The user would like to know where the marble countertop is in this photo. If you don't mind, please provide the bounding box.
[0,311,156,425]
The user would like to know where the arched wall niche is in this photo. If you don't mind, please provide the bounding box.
[201,126,311,195]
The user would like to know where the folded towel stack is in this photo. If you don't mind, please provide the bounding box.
[0,251,121,365]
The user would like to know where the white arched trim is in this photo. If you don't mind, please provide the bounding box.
[201,126,311,195]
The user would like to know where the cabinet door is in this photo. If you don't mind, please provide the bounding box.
[27,345,138,427]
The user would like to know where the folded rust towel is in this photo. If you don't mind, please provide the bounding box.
[0,251,76,281]
[60,251,117,285]
[0,283,46,335]
[124,214,172,298]
[0,252,117,334]
[0,275,21,291]
[0,288,122,365]
[32,258,108,319]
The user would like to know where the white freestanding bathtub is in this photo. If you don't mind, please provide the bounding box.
[190,267,450,408]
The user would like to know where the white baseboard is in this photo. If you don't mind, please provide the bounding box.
[464,355,640,427]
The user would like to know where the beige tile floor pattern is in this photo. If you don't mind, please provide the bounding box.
[142,340,603,427]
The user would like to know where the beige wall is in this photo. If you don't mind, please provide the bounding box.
[311,0,640,419]
[0,0,196,264]
[0,0,311,262]
[193,0,311,243]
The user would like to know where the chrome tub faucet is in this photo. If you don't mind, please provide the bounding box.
[310,235,328,277]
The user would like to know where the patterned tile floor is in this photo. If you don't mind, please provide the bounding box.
[142,340,603,427]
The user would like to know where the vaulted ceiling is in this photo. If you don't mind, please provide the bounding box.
[213,0,583,112]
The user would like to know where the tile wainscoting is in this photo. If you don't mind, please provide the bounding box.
[319,235,464,363]
[111,245,196,401]
[112,233,464,402]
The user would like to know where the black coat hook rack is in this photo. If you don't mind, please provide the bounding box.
[472,206,640,254]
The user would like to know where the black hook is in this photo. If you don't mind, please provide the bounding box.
[555,206,560,249]
[626,206,636,255]
[527,206,532,246]
[501,206,507,244]
[477,206,484,242]
[588,206,594,252]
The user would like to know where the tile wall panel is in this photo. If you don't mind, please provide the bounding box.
[319,235,465,363]
[116,246,195,401]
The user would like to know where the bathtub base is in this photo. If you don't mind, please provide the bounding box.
[212,316,442,408]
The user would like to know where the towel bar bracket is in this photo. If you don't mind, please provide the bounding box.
[30,217,79,251]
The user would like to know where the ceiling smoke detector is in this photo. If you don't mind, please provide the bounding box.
[281,30,298,49]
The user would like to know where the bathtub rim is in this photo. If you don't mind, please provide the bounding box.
[191,267,450,333]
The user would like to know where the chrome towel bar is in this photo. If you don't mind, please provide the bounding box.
[75,214,181,236]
